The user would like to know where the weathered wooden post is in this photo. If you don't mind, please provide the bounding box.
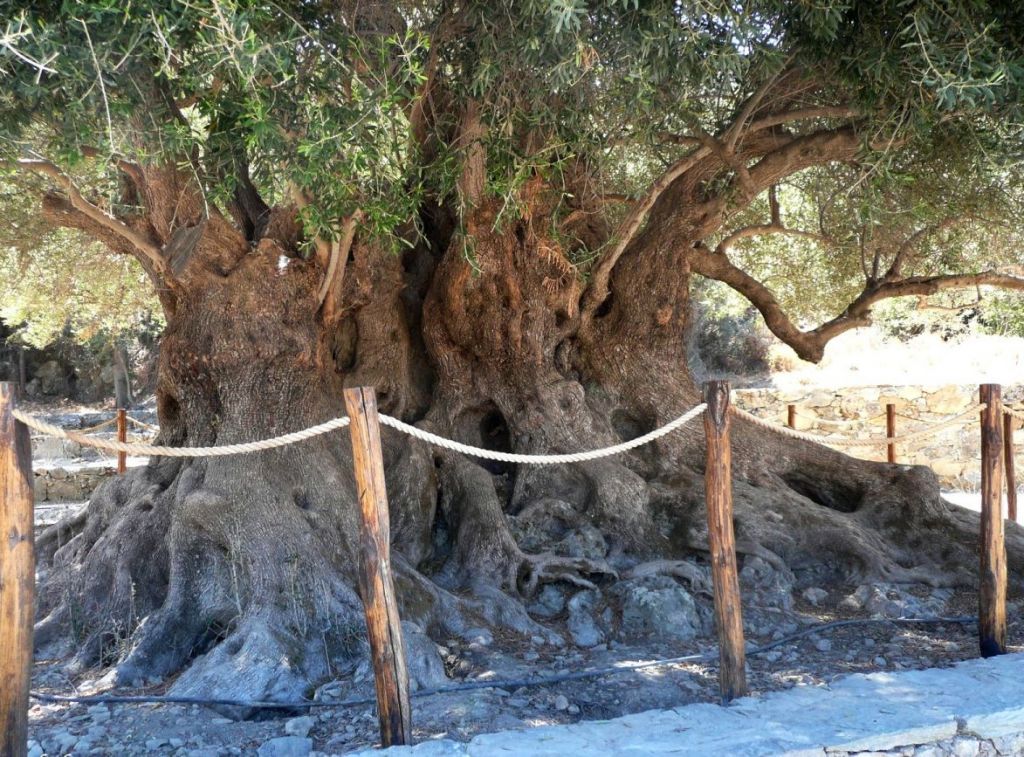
[979,384,1006,658]
[703,380,748,702]
[117,408,127,475]
[344,387,412,747]
[1,382,35,757]
[1004,412,1017,524]
[787,404,796,430]
[886,403,896,464]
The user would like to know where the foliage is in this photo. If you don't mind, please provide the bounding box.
[0,0,1022,346]
[0,176,160,347]
[690,279,772,377]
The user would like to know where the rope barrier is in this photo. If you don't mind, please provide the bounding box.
[126,415,159,432]
[77,417,119,434]
[732,404,986,448]
[1005,406,1024,423]
[12,410,352,457]
[377,404,707,465]
[11,397,990,461]
[11,404,708,463]
[26,615,976,712]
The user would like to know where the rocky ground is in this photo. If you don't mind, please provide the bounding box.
[26,563,1022,756]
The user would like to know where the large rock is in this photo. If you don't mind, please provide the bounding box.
[567,590,605,647]
[36,360,68,396]
[612,576,701,641]
[528,584,567,618]
[926,386,971,415]
[840,583,952,619]
[739,556,794,610]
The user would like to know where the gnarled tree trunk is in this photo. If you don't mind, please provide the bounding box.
[33,192,1024,712]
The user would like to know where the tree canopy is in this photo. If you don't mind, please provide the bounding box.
[1,0,1023,354]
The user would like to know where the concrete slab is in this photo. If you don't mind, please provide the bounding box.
[354,653,1024,756]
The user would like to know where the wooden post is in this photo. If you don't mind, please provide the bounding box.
[787,404,796,429]
[886,403,896,464]
[117,408,127,475]
[979,384,1006,658]
[344,387,412,747]
[702,381,748,702]
[1004,412,1017,524]
[1,382,35,757]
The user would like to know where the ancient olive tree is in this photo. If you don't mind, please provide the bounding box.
[2,1,1023,703]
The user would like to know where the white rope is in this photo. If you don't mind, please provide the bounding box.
[12,409,351,457]
[376,404,708,465]
[733,404,986,448]
[1005,406,1024,423]
[77,416,119,433]
[787,410,887,429]
[11,403,708,463]
[126,415,160,432]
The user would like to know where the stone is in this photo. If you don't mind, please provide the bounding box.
[802,587,828,606]
[567,590,605,647]
[613,576,701,641]
[50,731,79,754]
[553,695,570,711]
[257,737,313,757]
[931,459,967,478]
[814,638,832,652]
[37,360,68,395]
[740,556,794,610]
[87,704,110,723]
[556,524,608,561]
[26,742,43,757]
[285,716,315,738]
[950,736,981,757]
[145,738,169,750]
[529,585,568,618]
[926,385,971,415]
[463,627,493,646]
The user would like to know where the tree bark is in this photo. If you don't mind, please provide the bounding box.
[32,190,1024,714]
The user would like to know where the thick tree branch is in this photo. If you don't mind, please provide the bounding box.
[716,223,831,255]
[583,127,861,321]
[455,99,487,212]
[741,127,862,203]
[749,105,858,132]
[691,236,1024,363]
[317,209,362,310]
[14,158,167,276]
[883,217,966,280]
[581,145,712,317]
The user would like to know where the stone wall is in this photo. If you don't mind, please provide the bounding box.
[34,465,113,503]
[734,384,1024,489]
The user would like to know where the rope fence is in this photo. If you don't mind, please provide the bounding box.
[10,399,1012,463]
[12,405,708,463]
[733,403,986,448]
